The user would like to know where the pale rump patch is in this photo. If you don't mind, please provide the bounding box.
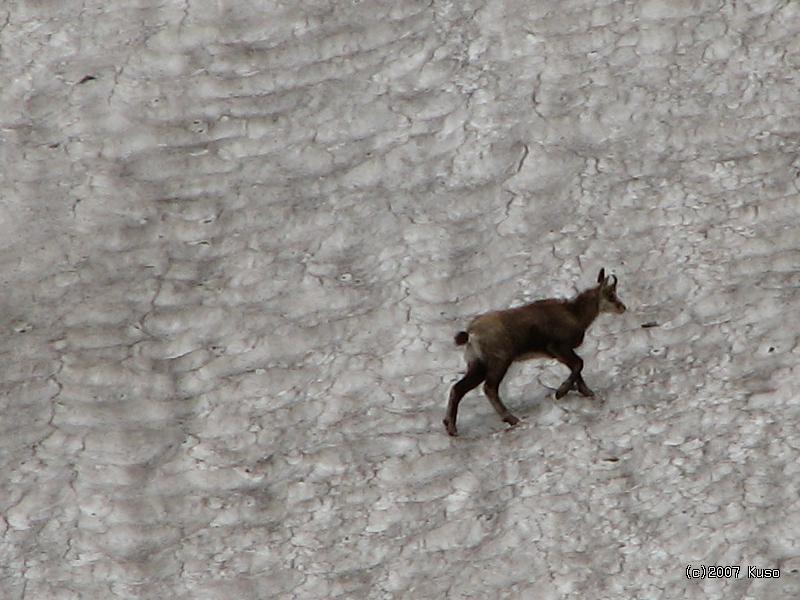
[463,333,483,363]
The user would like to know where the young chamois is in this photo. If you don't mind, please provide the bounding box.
[444,268,626,436]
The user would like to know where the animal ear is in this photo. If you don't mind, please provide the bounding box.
[597,268,605,284]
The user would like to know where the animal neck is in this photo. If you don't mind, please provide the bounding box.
[569,287,600,329]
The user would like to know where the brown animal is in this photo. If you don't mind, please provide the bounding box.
[444,268,626,436]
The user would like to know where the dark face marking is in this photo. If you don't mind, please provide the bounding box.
[600,276,626,314]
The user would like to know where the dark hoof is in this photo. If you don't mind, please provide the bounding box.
[555,385,571,399]
[443,418,458,437]
[577,385,595,397]
[504,414,520,427]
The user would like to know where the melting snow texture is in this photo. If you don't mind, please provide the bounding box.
[1,1,800,598]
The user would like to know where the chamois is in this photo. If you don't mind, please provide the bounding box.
[443,268,626,436]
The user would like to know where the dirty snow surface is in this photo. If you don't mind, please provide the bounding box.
[2,0,800,598]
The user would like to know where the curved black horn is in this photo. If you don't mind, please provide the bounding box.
[610,274,617,287]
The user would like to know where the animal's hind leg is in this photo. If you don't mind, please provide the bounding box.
[444,361,487,436]
[483,361,520,427]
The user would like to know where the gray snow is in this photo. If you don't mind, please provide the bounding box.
[2,0,800,598]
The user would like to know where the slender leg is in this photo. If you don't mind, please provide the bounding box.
[483,361,520,427]
[444,361,487,436]
[550,346,594,399]
[555,377,575,399]
[575,375,595,397]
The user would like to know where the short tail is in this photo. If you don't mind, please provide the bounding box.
[454,331,469,345]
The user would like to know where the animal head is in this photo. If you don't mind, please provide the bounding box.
[597,268,627,314]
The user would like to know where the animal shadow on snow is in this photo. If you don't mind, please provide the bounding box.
[451,378,606,439]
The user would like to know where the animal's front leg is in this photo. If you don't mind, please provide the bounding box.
[555,376,575,399]
[557,375,594,398]
[550,345,590,399]
[575,377,595,397]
